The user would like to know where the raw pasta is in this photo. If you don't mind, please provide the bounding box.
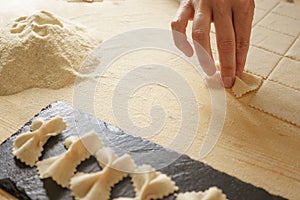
[249,80,300,126]
[30,118,44,131]
[176,187,228,200]
[231,72,262,98]
[70,147,136,200]
[131,165,178,200]
[36,131,103,187]
[13,116,66,167]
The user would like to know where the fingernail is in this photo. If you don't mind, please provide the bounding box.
[223,77,234,88]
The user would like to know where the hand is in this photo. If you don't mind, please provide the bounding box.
[171,0,255,88]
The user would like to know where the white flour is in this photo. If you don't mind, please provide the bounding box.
[0,10,97,95]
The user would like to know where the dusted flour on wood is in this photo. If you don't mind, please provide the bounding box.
[0,10,97,95]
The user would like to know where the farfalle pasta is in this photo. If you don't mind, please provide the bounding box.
[36,131,103,188]
[70,147,136,200]
[30,118,44,131]
[13,116,67,167]
[131,165,178,200]
[13,115,230,199]
[176,187,228,200]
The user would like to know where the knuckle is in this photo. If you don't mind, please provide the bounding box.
[236,40,250,50]
[192,29,207,41]
[221,65,235,74]
[218,40,235,52]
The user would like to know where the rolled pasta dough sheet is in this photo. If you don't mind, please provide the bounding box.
[269,58,300,91]
[249,80,300,126]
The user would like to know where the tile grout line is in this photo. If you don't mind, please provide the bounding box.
[257,24,297,37]
[247,1,300,123]
[249,1,282,81]
[268,79,300,92]
[250,41,300,63]
[265,33,300,79]
[252,1,280,29]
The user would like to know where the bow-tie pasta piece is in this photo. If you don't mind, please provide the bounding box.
[13,116,67,167]
[70,147,136,200]
[131,165,178,200]
[36,131,103,188]
[30,118,44,131]
[176,187,228,200]
[113,198,135,200]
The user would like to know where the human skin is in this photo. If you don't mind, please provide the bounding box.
[171,0,255,88]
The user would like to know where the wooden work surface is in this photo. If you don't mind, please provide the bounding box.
[0,0,299,199]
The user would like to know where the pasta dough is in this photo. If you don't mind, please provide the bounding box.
[231,72,262,98]
[30,118,44,131]
[114,165,178,200]
[176,187,228,200]
[269,58,300,90]
[245,46,281,78]
[13,116,66,167]
[36,131,103,187]
[251,26,294,55]
[131,165,178,200]
[249,80,300,126]
[286,37,300,62]
[70,147,136,200]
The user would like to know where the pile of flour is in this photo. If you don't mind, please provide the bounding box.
[0,10,98,96]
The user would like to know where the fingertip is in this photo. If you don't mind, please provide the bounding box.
[206,66,217,76]
[183,45,194,57]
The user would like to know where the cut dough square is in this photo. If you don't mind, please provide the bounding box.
[254,0,279,11]
[272,2,300,20]
[251,26,294,55]
[249,80,300,126]
[232,72,262,98]
[269,58,300,90]
[245,46,281,78]
[286,37,300,62]
[259,13,300,37]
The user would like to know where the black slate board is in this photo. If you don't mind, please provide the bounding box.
[0,101,286,200]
